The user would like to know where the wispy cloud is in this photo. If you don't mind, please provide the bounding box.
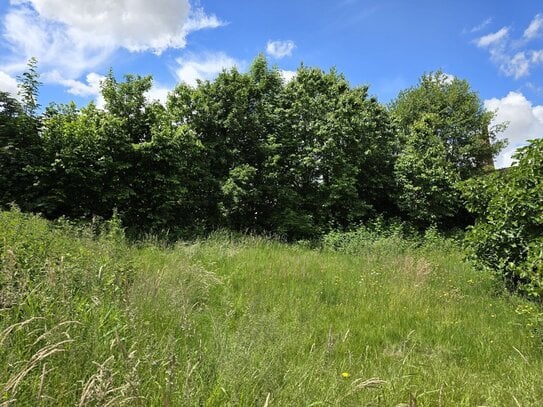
[183,7,227,33]
[464,17,493,34]
[473,14,543,79]
[523,13,543,40]
[266,40,296,59]
[174,52,241,86]
[475,27,508,47]
[43,71,105,97]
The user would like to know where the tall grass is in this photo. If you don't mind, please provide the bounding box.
[1,210,542,405]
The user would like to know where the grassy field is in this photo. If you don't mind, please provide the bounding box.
[1,210,543,406]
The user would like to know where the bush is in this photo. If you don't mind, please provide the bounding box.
[461,139,543,298]
[322,218,457,257]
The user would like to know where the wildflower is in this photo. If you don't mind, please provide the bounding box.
[341,372,350,379]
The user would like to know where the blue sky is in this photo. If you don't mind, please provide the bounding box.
[1,0,542,167]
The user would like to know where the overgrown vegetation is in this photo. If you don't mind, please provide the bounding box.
[2,56,543,403]
[461,139,543,299]
[2,210,543,405]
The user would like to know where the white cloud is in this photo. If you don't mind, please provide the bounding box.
[146,84,171,106]
[42,71,106,107]
[280,70,297,83]
[266,40,296,59]
[14,0,192,53]
[1,0,224,95]
[44,71,104,97]
[475,27,508,48]
[485,91,543,167]
[175,52,240,86]
[441,72,455,84]
[524,13,543,40]
[0,71,19,98]
[532,50,543,64]
[2,5,111,78]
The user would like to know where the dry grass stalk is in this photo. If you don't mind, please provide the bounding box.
[0,317,45,347]
[37,363,47,402]
[79,355,138,407]
[3,339,73,395]
[327,327,334,351]
[32,320,81,346]
[351,377,387,390]
[183,360,199,397]
[512,346,529,364]
[79,356,116,407]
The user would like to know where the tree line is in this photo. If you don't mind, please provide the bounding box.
[0,56,504,239]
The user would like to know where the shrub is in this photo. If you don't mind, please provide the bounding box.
[323,218,451,256]
[461,139,543,298]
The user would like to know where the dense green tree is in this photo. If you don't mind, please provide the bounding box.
[273,66,398,237]
[123,110,206,236]
[390,71,506,226]
[390,71,505,179]
[35,102,133,219]
[394,114,461,227]
[167,55,284,232]
[0,92,29,209]
[2,57,514,240]
[34,74,207,236]
[101,71,158,143]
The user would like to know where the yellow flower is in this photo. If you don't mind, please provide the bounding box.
[341,372,350,379]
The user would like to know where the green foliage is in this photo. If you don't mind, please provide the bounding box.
[394,114,462,227]
[221,164,260,228]
[390,71,506,227]
[0,58,510,240]
[125,117,205,236]
[34,102,132,218]
[101,71,156,143]
[0,92,42,212]
[461,139,543,298]
[274,66,398,237]
[167,55,285,232]
[0,59,44,211]
[17,57,41,117]
[390,70,505,179]
[322,218,459,257]
[165,57,401,238]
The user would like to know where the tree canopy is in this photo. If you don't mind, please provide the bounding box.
[0,58,507,239]
[389,71,507,227]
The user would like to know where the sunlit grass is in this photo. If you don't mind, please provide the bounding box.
[1,210,542,405]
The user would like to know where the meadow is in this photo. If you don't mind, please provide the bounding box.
[1,209,542,406]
